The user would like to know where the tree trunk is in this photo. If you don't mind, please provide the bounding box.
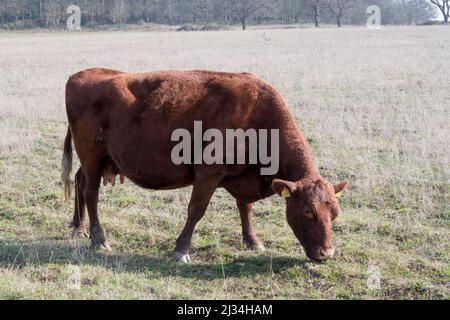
[438,4,449,24]
[337,16,341,27]
[242,18,247,30]
[313,7,319,27]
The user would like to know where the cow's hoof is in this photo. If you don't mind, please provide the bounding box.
[72,228,89,239]
[92,241,112,252]
[246,241,266,252]
[173,252,191,264]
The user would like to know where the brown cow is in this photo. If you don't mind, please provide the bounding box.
[61,68,348,262]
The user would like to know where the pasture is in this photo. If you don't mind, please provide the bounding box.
[0,26,449,299]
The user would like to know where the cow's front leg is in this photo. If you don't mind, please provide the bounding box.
[173,177,218,263]
[71,168,89,239]
[83,161,111,251]
[237,201,265,251]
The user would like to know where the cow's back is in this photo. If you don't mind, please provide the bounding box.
[66,68,280,128]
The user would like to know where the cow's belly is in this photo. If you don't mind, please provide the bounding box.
[106,124,194,190]
[126,172,194,190]
[111,152,195,190]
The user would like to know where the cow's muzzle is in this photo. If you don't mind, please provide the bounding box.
[319,246,335,259]
[307,246,335,261]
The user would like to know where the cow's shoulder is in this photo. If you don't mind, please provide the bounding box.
[67,68,124,87]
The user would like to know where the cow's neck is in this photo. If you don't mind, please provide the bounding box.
[278,123,320,182]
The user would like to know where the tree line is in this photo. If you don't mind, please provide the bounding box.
[0,0,446,31]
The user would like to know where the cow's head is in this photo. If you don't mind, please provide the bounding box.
[272,178,348,261]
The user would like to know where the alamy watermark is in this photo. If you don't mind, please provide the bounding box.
[66,5,81,30]
[367,264,381,290]
[367,5,382,29]
[66,265,81,290]
[171,121,279,175]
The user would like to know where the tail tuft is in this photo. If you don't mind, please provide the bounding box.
[61,127,73,202]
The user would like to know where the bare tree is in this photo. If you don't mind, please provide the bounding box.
[226,0,274,30]
[279,0,304,24]
[430,0,449,23]
[44,0,61,28]
[325,0,354,27]
[189,0,212,23]
[401,0,436,24]
[109,0,129,26]
[304,0,321,27]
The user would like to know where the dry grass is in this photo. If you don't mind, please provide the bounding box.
[0,26,449,299]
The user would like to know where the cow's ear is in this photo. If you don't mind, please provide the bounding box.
[271,179,298,198]
[334,181,349,195]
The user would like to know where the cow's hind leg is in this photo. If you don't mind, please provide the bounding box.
[83,160,111,251]
[173,177,218,263]
[72,168,89,239]
[237,201,265,251]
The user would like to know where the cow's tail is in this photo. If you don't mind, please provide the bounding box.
[61,126,73,203]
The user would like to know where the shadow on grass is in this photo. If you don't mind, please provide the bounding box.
[0,239,309,280]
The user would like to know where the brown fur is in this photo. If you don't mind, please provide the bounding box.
[62,68,348,260]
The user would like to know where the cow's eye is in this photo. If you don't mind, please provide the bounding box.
[304,209,314,219]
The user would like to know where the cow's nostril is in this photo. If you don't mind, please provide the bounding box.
[319,247,335,259]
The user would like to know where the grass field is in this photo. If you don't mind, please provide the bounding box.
[0,26,449,300]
